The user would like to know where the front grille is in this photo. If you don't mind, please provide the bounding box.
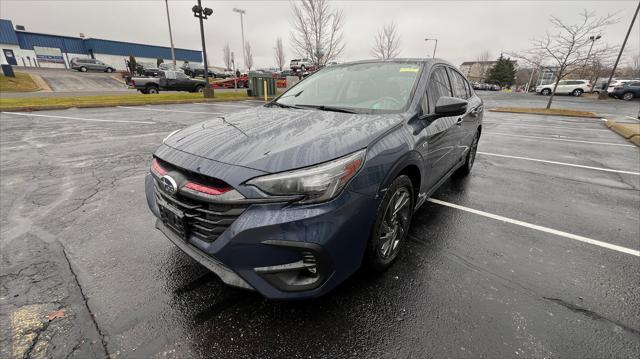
[154,182,248,242]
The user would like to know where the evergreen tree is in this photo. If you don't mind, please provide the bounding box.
[486,55,516,87]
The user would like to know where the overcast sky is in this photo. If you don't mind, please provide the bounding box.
[1,0,638,69]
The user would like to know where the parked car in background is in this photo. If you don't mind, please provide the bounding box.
[137,62,160,77]
[536,79,591,96]
[609,80,640,100]
[127,70,206,94]
[290,58,312,71]
[144,59,483,299]
[70,58,115,73]
[607,80,631,94]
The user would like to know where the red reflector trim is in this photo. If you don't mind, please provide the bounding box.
[185,181,231,195]
[151,158,167,176]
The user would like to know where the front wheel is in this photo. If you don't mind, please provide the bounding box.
[572,89,583,96]
[195,85,204,93]
[106,68,113,73]
[364,175,414,272]
[79,67,87,72]
[455,131,480,177]
[622,92,635,101]
[541,88,551,96]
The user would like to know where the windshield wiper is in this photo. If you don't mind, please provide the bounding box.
[268,102,303,109]
[296,105,359,114]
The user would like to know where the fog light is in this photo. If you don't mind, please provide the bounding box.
[254,240,333,292]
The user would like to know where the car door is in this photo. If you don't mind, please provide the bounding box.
[556,80,568,94]
[416,66,462,192]
[447,67,481,159]
[175,72,194,91]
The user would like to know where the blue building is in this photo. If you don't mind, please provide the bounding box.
[0,19,202,70]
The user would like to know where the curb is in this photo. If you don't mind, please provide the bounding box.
[0,97,271,112]
[605,120,640,147]
[28,73,53,92]
[489,108,599,118]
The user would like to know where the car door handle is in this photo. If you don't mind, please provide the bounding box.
[470,106,483,116]
[456,117,463,126]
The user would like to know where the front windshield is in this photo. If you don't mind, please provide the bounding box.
[276,62,422,112]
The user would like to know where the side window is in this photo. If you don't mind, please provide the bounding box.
[176,72,189,79]
[629,81,640,87]
[424,67,453,113]
[558,80,567,86]
[448,69,470,99]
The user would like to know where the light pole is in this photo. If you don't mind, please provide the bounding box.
[581,35,601,77]
[165,0,176,67]
[425,38,438,58]
[600,1,639,99]
[192,0,214,98]
[233,8,246,70]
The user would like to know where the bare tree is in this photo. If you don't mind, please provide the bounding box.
[223,43,232,71]
[244,42,254,71]
[290,0,345,67]
[274,37,286,71]
[510,10,617,109]
[476,50,492,81]
[371,21,401,59]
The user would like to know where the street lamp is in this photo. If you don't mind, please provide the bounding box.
[192,1,214,98]
[233,8,247,70]
[164,0,176,67]
[425,38,438,58]
[581,34,601,78]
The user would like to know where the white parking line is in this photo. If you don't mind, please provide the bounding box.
[428,198,640,257]
[117,106,222,115]
[1,112,155,124]
[478,152,640,175]
[486,132,634,147]
[484,122,608,131]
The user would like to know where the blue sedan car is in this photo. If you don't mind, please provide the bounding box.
[145,59,483,299]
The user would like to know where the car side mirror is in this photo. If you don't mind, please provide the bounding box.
[434,96,468,117]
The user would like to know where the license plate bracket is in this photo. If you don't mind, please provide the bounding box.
[158,200,188,239]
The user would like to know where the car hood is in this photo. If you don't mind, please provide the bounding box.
[162,106,404,173]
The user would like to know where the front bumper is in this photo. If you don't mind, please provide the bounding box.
[145,173,377,299]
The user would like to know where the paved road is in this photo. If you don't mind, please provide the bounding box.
[1,96,638,358]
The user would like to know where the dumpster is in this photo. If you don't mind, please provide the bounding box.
[248,72,276,98]
[1,64,15,77]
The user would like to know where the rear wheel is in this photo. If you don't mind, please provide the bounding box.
[572,89,583,96]
[79,66,87,72]
[541,88,551,96]
[364,175,414,272]
[455,130,480,177]
[622,92,635,101]
[146,86,159,94]
[106,67,113,73]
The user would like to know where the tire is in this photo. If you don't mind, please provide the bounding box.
[195,85,204,93]
[364,175,414,272]
[622,92,635,101]
[146,86,159,94]
[79,66,87,72]
[106,67,113,73]
[139,89,148,94]
[572,89,583,97]
[541,88,551,96]
[455,130,480,177]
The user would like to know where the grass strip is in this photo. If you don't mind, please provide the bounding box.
[0,73,41,92]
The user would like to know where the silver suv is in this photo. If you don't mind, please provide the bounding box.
[290,58,312,71]
[70,58,115,73]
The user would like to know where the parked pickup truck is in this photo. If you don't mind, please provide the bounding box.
[126,70,207,94]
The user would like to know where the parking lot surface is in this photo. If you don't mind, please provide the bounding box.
[1,93,639,358]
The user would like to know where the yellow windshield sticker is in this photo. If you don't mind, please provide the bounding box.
[399,67,419,72]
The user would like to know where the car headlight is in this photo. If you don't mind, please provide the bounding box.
[246,149,366,204]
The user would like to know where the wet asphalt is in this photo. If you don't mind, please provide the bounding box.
[1,92,639,358]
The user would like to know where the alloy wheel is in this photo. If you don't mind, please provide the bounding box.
[379,188,411,259]
[623,92,634,101]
